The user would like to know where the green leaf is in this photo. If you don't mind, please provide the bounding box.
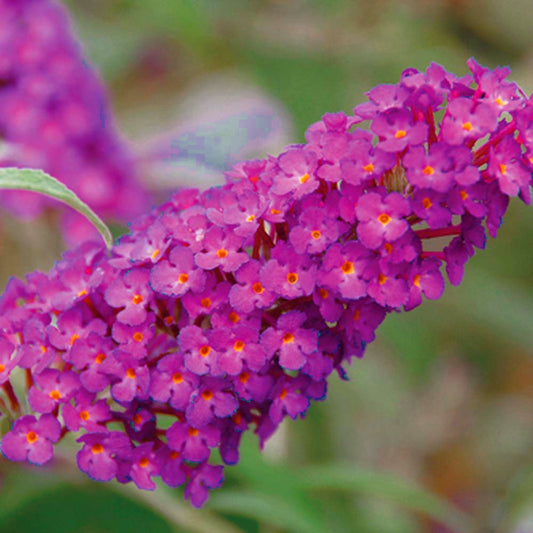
[222,434,328,531]
[295,464,475,533]
[208,491,325,533]
[0,167,113,249]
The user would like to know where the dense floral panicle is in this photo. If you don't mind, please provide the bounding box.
[0,0,149,243]
[1,59,532,506]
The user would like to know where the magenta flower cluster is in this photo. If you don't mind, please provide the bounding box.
[1,59,532,506]
[0,0,148,243]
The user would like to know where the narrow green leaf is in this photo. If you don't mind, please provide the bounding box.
[296,465,475,533]
[0,167,113,249]
[208,491,325,533]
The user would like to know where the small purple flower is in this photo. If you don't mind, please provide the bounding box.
[185,464,224,508]
[179,326,221,376]
[270,147,319,199]
[371,108,428,152]
[194,227,249,273]
[77,431,132,482]
[487,137,531,197]
[150,353,198,410]
[1,414,61,465]
[229,260,276,313]
[403,143,454,193]
[411,189,452,229]
[215,324,267,375]
[63,390,111,433]
[261,311,317,371]
[268,376,310,425]
[404,259,445,311]
[28,368,80,414]
[186,378,238,427]
[100,351,151,403]
[104,269,151,326]
[260,243,316,299]
[320,242,371,300]
[365,262,409,309]
[440,98,497,145]
[166,421,220,463]
[129,443,162,491]
[356,191,411,249]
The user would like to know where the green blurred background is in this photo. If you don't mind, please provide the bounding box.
[1,1,533,532]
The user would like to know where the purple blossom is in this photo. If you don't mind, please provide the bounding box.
[0,58,531,509]
[194,227,249,272]
[1,414,61,465]
[0,0,149,243]
[356,191,411,250]
[77,431,132,482]
[371,108,428,152]
[261,311,317,371]
[104,269,151,326]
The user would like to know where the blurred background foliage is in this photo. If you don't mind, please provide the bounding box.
[1,0,533,532]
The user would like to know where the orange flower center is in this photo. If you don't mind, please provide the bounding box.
[201,390,214,401]
[423,165,434,176]
[178,273,189,284]
[283,332,295,344]
[217,248,228,259]
[139,457,150,468]
[95,353,106,364]
[126,368,136,379]
[199,345,211,357]
[239,372,250,384]
[200,297,212,308]
[49,390,62,401]
[287,272,298,284]
[378,213,391,225]
[378,273,388,285]
[462,121,473,131]
[26,431,38,444]
[341,261,354,274]
[132,294,143,305]
[91,443,104,454]
[188,427,199,437]
[252,282,264,294]
[299,173,310,184]
[363,163,374,173]
[413,274,421,287]
[133,332,144,342]
[311,230,321,240]
[172,372,183,384]
[422,197,432,209]
[80,410,90,421]
[395,129,407,139]
[234,340,245,352]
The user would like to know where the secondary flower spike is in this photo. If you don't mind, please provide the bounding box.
[0,0,149,243]
[1,60,532,506]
